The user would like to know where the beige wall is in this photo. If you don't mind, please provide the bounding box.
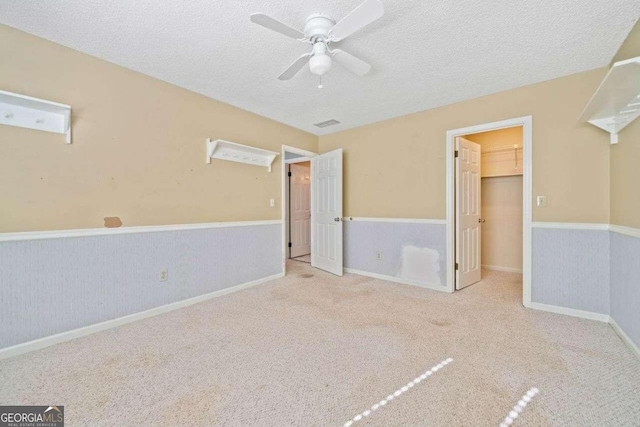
[0,25,317,232]
[481,176,523,271]
[610,119,640,228]
[319,68,610,223]
[610,19,640,228]
[4,20,633,231]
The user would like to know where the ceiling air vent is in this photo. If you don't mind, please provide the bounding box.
[313,119,341,128]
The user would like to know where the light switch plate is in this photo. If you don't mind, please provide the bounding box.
[537,196,547,207]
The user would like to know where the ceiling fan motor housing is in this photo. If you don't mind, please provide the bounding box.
[303,13,336,40]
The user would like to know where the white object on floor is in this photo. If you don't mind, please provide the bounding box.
[342,358,453,426]
[499,387,539,427]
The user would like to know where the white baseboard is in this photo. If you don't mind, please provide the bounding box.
[0,272,284,360]
[482,265,523,274]
[609,317,640,360]
[345,268,451,293]
[527,302,610,322]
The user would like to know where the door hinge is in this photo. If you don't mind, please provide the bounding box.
[288,242,292,248]
[288,171,292,177]
[455,262,459,270]
[454,150,459,158]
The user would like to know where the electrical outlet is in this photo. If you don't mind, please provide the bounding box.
[376,250,383,261]
[159,269,168,282]
[537,196,547,207]
[270,198,275,208]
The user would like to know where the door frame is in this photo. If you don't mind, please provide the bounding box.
[281,145,318,275]
[445,116,533,306]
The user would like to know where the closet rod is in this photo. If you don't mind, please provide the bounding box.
[482,145,522,154]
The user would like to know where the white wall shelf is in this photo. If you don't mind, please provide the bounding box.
[0,90,72,144]
[578,56,640,144]
[206,138,279,172]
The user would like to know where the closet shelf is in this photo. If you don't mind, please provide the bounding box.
[0,90,72,143]
[206,138,279,172]
[482,173,522,178]
[480,145,522,177]
[578,56,640,144]
[482,145,522,155]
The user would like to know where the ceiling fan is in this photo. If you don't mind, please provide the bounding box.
[250,0,384,85]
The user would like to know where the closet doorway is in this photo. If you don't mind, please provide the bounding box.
[455,127,525,288]
[446,117,533,306]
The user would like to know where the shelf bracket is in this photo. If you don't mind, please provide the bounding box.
[206,138,218,164]
[64,109,71,144]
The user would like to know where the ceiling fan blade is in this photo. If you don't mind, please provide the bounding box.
[278,53,312,80]
[331,49,372,76]
[329,0,384,41]
[250,13,305,40]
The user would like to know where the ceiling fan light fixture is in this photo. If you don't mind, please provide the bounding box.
[309,53,331,76]
[309,42,332,76]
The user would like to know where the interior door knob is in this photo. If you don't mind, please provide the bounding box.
[334,217,341,222]
[478,218,486,223]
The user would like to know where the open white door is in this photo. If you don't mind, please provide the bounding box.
[290,163,311,258]
[456,137,482,289]
[311,149,343,276]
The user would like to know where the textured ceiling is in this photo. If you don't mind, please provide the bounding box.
[1,1,638,135]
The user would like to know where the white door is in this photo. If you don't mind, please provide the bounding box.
[311,149,343,276]
[290,163,311,258]
[456,137,482,289]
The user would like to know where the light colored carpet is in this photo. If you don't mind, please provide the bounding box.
[1,262,639,426]
[291,254,311,263]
